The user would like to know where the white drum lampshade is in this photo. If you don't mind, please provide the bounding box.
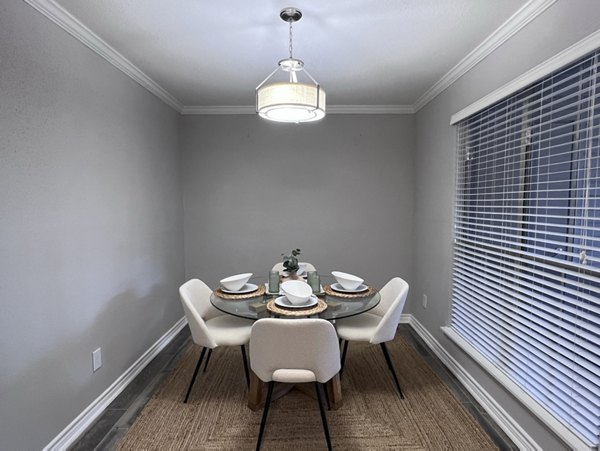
[257,82,326,123]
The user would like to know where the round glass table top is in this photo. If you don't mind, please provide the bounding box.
[210,276,380,321]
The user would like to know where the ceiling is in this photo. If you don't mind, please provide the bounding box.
[40,0,534,111]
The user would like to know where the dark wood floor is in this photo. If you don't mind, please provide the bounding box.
[69,323,517,450]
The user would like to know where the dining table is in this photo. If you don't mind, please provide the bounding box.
[210,275,381,411]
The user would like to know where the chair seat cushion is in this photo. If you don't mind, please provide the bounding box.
[205,315,252,347]
[335,312,381,343]
[272,368,316,383]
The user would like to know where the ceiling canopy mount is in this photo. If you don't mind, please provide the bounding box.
[279,7,302,23]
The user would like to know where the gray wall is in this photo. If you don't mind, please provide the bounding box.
[180,115,414,291]
[412,1,600,449]
[0,2,185,450]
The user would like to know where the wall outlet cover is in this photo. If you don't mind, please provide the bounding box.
[92,348,102,372]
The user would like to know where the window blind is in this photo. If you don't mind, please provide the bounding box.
[452,49,600,447]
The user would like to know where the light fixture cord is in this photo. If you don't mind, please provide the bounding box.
[288,20,293,59]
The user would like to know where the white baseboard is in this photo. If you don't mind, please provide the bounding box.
[406,314,541,451]
[44,316,188,451]
[398,313,411,324]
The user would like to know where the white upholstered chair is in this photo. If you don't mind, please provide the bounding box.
[335,277,409,398]
[271,261,316,275]
[179,278,253,403]
[250,318,340,451]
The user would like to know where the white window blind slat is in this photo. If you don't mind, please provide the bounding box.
[459,55,599,132]
[452,309,600,417]
[462,105,600,154]
[451,317,600,442]
[453,282,600,376]
[457,240,600,286]
[452,321,600,445]
[455,225,600,266]
[455,223,600,260]
[452,299,600,418]
[451,49,600,447]
[454,258,600,325]
[454,248,600,315]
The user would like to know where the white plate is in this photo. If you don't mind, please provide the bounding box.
[330,282,369,293]
[221,283,258,294]
[274,295,318,309]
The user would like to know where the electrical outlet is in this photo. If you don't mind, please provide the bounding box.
[422,294,428,309]
[92,348,102,372]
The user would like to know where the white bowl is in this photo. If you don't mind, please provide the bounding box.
[280,280,313,305]
[331,271,364,290]
[220,273,252,292]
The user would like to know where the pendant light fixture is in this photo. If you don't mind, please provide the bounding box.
[256,7,326,123]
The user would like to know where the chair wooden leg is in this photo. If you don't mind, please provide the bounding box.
[256,381,274,451]
[340,340,349,377]
[241,345,250,387]
[184,347,207,403]
[203,348,213,372]
[380,342,404,399]
[315,382,333,451]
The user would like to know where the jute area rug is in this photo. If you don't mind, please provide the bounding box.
[117,336,497,450]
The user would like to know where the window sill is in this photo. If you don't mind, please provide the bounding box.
[441,326,595,451]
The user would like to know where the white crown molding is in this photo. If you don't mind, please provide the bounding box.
[181,105,256,115]
[23,0,184,113]
[451,28,600,124]
[406,316,541,450]
[44,317,188,451]
[181,105,414,115]
[413,0,557,113]
[327,105,415,114]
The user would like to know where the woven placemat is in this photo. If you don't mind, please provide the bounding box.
[213,284,266,300]
[266,297,327,316]
[323,284,376,299]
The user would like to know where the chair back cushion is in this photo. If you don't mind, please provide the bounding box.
[371,277,409,344]
[179,279,218,348]
[250,318,340,383]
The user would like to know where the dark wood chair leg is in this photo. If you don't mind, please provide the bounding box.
[203,348,213,372]
[184,347,207,403]
[340,340,349,377]
[380,342,404,399]
[241,345,250,387]
[315,382,333,451]
[256,381,274,451]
